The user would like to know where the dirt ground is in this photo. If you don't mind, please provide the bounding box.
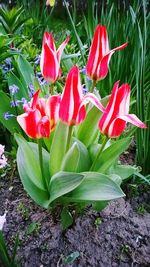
[0,159,150,267]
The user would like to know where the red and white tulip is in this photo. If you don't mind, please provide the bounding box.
[59,65,105,126]
[40,32,70,83]
[86,24,128,81]
[98,81,147,138]
[17,90,60,138]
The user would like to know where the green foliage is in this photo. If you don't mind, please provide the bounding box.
[63,251,80,265]
[26,222,41,235]
[49,121,69,176]
[0,231,19,267]
[0,6,28,36]
[61,208,73,230]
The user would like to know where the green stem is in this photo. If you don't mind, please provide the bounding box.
[90,135,109,171]
[66,125,73,152]
[37,139,47,189]
[90,79,97,93]
[49,82,54,95]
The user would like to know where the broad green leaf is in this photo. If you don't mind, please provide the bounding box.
[0,91,21,134]
[28,142,51,187]
[49,120,69,176]
[15,134,45,190]
[61,140,91,172]
[77,96,109,147]
[61,208,73,230]
[108,174,122,185]
[17,147,50,208]
[89,140,112,162]
[49,171,84,203]
[107,164,136,180]
[66,172,125,201]
[16,55,34,87]
[93,137,132,173]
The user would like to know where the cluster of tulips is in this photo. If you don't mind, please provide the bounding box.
[15,25,147,222]
[17,25,146,139]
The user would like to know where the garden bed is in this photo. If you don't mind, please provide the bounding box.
[0,163,150,267]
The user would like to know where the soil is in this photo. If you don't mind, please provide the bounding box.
[0,158,150,267]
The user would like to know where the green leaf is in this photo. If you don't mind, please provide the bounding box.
[92,201,108,212]
[66,172,125,201]
[0,231,11,267]
[49,171,84,203]
[28,142,51,187]
[61,208,73,230]
[77,96,109,147]
[15,134,45,190]
[61,140,91,172]
[63,251,80,264]
[49,120,69,176]
[17,147,50,208]
[108,174,122,185]
[15,55,34,87]
[7,72,29,100]
[93,137,132,173]
[0,91,21,134]
[107,164,136,180]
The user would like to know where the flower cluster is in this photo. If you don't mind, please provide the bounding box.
[17,25,146,139]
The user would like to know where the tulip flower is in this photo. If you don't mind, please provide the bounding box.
[98,81,147,138]
[40,32,70,83]
[59,65,105,126]
[86,24,128,81]
[17,90,60,138]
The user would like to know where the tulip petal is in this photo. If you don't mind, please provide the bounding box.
[44,32,56,52]
[82,93,105,112]
[86,25,109,80]
[30,90,40,109]
[118,114,147,128]
[59,65,83,125]
[99,81,120,133]
[112,42,128,52]
[17,110,42,138]
[97,42,128,81]
[57,36,70,63]
[40,43,59,83]
[108,114,147,138]
[46,95,60,131]
[97,51,114,81]
[37,116,51,138]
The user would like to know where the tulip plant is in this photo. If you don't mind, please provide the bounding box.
[15,25,147,228]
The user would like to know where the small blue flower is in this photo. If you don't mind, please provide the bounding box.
[28,83,35,98]
[80,67,86,75]
[9,84,19,95]
[21,98,27,105]
[38,77,48,86]
[82,85,88,95]
[10,100,19,107]
[3,112,15,120]
[34,55,41,65]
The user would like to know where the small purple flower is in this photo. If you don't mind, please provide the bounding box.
[21,98,27,105]
[10,98,28,107]
[38,77,48,86]
[9,84,19,95]
[10,100,19,107]
[34,55,41,65]
[82,85,88,95]
[80,67,86,75]
[3,112,15,120]
[28,83,35,98]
